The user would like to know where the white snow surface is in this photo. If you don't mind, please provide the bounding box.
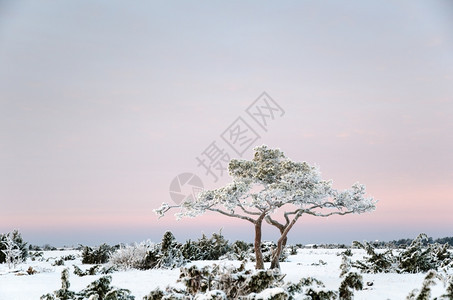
[0,248,450,299]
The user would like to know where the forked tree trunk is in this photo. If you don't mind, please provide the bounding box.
[270,213,301,269]
[254,213,266,269]
[270,229,287,269]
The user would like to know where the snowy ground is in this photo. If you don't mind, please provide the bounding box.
[0,248,450,299]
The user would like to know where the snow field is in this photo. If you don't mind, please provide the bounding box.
[0,248,451,299]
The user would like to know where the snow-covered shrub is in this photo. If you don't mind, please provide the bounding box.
[338,249,352,277]
[142,288,164,300]
[40,293,56,300]
[30,251,44,261]
[109,240,156,270]
[247,287,288,300]
[178,263,285,298]
[194,290,227,300]
[260,241,288,263]
[353,233,453,274]
[151,231,186,269]
[43,268,76,300]
[284,277,337,300]
[441,278,453,299]
[146,265,344,299]
[352,240,397,273]
[108,232,186,270]
[288,246,298,256]
[405,270,453,300]
[181,231,230,261]
[143,286,187,300]
[227,240,253,260]
[42,269,134,300]
[74,264,116,277]
[242,241,288,264]
[399,234,452,273]
[0,230,28,267]
[79,275,134,300]
[338,272,363,300]
[62,254,77,261]
[180,239,200,261]
[197,231,229,260]
[406,270,439,300]
[53,258,65,266]
[81,243,115,264]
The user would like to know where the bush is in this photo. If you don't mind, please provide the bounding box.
[152,231,186,269]
[79,275,134,300]
[352,233,453,274]
[406,270,439,300]
[73,264,115,277]
[399,234,452,273]
[285,277,337,300]
[144,263,363,299]
[81,243,114,264]
[41,268,76,300]
[178,263,285,298]
[339,273,363,300]
[351,240,397,273]
[181,231,230,261]
[52,258,65,266]
[41,269,134,300]
[109,240,156,270]
[108,232,186,270]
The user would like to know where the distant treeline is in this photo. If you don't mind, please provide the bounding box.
[389,236,453,247]
[24,234,453,251]
[336,236,453,249]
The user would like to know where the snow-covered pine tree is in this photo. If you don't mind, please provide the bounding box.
[79,275,134,300]
[181,239,200,261]
[351,241,397,273]
[0,230,28,266]
[209,231,229,260]
[155,145,376,269]
[440,278,453,299]
[338,273,363,300]
[399,233,434,273]
[53,268,76,300]
[153,231,186,269]
[339,249,353,277]
[0,233,23,269]
[81,243,114,264]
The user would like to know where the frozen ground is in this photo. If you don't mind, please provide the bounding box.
[0,248,450,299]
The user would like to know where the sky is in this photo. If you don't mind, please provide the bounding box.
[1,1,452,246]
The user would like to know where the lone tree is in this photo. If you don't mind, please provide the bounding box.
[155,145,376,269]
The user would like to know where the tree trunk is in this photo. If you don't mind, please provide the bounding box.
[270,236,284,269]
[270,229,287,269]
[270,213,301,269]
[254,213,266,269]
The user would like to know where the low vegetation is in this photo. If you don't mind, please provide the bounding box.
[2,229,453,299]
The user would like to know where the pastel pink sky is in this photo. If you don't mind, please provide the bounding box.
[1,1,452,246]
